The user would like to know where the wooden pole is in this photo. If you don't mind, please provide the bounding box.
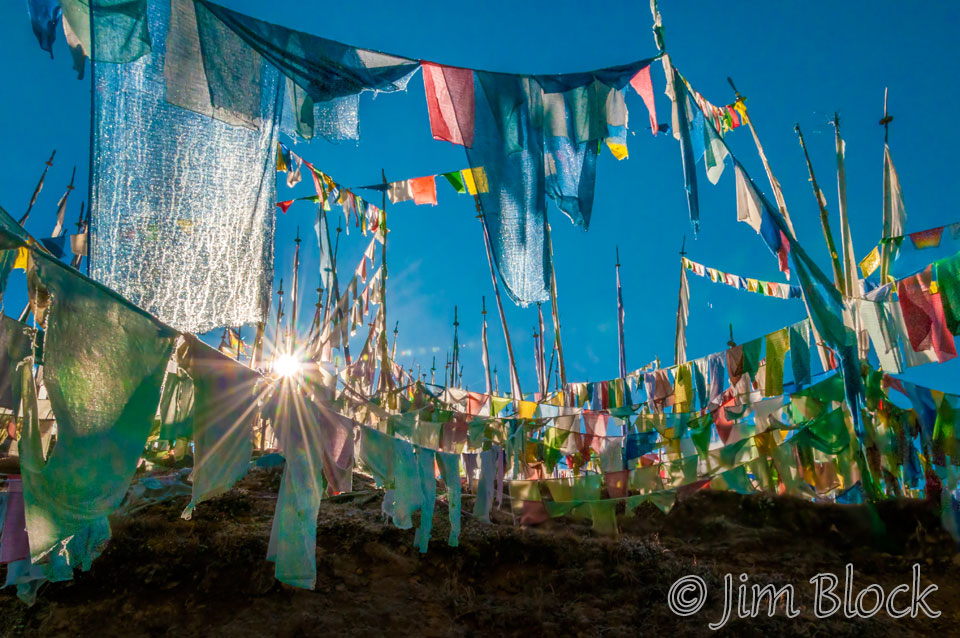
[674,236,689,366]
[481,296,493,396]
[289,226,301,352]
[451,305,460,388]
[880,87,893,144]
[879,88,897,284]
[272,278,284,364]
[543,212,567,387]
[377,168,392,392]
[71,201,86,269]
[474,196,522,400]
[795,123,844,290]
[21,150,55,225]
[532,324,541,396]
[615,245,627,378]
[727,77,796,236]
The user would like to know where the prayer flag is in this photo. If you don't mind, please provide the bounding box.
[409,176,437,206]
[735,164,762,233]
[910,226,944,250]
[387,180,414,204]
[859,246,881,278]
[26,0,62,58]
[461,167,489,195]
[443,171,466,194]
[629,64,657,135]
[898,265,956,363]
[422,61,475,147]
[881,144,907,282]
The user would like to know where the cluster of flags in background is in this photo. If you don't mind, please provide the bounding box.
[275,143,383,236]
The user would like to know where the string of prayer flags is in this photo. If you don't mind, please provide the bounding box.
[387,176,438,206]
[680,74,745,137]
[859,219,960,280]
[274,149,384,236]
[683,257,801,299]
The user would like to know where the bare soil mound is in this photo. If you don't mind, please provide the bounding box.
[2,468,958,637]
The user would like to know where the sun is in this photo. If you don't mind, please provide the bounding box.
[273,353,302,378]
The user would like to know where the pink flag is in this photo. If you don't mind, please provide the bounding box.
[582,410,609,454]
[777,230,791,279]
[304,161,326,200]
[410,176,438,206]
[422,61,475,147]
[629,65,658,135]
[466,391,486,416]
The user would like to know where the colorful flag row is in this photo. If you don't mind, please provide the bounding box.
[359,166,491,202]
[859,219,960,278]
[682,257,802,299]
[275,143,492,220]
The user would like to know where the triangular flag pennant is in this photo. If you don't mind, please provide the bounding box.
[276,200,295,214]
[443,171,466,194]
[491,396,512,415]
[629,64,658,135]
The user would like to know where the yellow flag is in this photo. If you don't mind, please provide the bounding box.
[859,245,881,278]
[491,396,512,416]
[13,247,29,271]
[461,167,489,195]
[518,400,537,419]
[605,140,628,161]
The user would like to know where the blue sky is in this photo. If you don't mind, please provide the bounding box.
[2,1,959,393]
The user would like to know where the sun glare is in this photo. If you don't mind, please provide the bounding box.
[273,353,302,378]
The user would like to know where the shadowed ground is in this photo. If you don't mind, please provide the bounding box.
[2,467,958,637]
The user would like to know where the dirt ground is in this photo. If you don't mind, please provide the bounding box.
[2,467,959,637]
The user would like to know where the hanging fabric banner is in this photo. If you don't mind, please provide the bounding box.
[90,0,281,333]
[21,249,175,564]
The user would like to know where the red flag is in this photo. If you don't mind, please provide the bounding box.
[409,176,438,206]
[422,61,474,147]
[276,200,294,213]
[898,265,957,363]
